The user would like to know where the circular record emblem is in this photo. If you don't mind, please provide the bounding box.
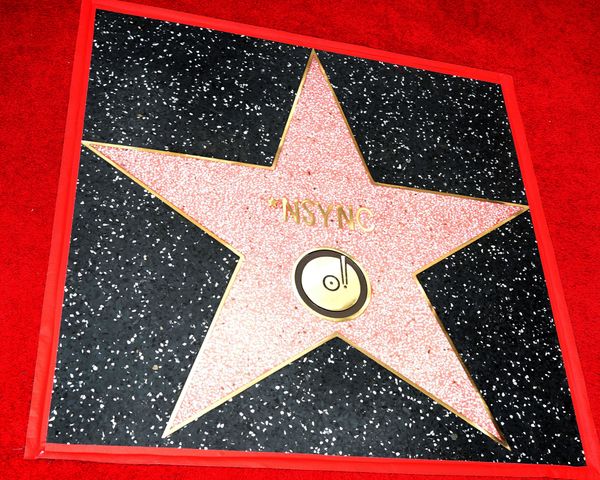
[293,248,371,321]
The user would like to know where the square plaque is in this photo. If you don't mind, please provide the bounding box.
[25,0,599,477]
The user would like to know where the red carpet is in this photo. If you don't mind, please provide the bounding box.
[1,1,598,479]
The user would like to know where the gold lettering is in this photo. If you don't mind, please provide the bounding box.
[356,206,374,232]
[276,197,373,232]
[316,202,333,227]
[282,197,300,223]
[301,200,316,226]
[336,205,355,230]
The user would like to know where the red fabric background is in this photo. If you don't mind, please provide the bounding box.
[1,1,598,479]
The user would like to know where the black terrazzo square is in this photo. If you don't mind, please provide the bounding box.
[46,9,583,465]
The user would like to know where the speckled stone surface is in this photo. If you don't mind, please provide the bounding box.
[84,11,310,164]
[318,52,526,204]
[47,10,583,464]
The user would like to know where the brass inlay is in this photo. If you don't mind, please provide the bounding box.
[274,197,375,232]
[82,50,527,448]
[303,257,358,311]
[293,247,371,322]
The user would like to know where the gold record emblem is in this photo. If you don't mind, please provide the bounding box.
[293,248,371,321]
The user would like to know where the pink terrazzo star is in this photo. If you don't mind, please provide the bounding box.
[84,52,527,446]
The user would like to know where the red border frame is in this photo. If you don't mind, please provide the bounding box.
[24,0,600,477]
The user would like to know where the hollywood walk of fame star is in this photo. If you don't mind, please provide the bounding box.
[83,51,527,447]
